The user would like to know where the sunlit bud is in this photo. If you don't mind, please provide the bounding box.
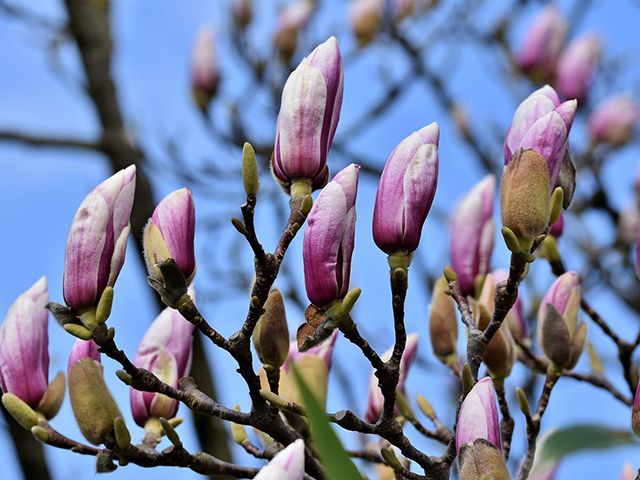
[365,334,418,422]
[232,0,253,29]
[191,26,219,110]
[588,96,639,147]
[450,174,495,295]
[429,277,458,363]
[456,377,501,452]
[272,37,343,193]
[130,302,195,426]
[303,164,359,307]
[350,0,384,46]
[473,274,516,378]
[556,35,601,101]
[273,0,314,59]
[373,123,439,255]
[493,269,526,341]
[64,166,136,311]
[517,5,567,81]
[254,439,305,480]
[253,290,290,369]
[144,188,196,285]
[549,213,564,238]
[538,272,586,369]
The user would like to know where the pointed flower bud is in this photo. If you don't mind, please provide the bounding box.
[303,164,359,307]
[621,464,635,480]
[538,272,586,369]
[273,0,314,58]
[253,290,290,369]
[68,339,100,371]
[588,96,639,147]
[456,377,501,453]
[0,277,49,409]
[373,123,439,255]
[350,0,384,46]
[273,36,343,193]
[493,269,526,341]
[254,439,305,480]
[144,188,196,285]
[450,174,495,296]
[130,303,195,426]
[517,5,567,80]
[556,35,601,101]
[191,26,219,109]
[429,277,458,363]
[459,439,510,480]
[365,334,418,423]
[64,166,136,311]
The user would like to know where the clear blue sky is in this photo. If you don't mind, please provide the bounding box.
[1,1,639,478]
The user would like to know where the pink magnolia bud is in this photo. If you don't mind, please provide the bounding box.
[273,0,314,58]
[273,36,344,193]
[456,377,501,453]
[64,166,136,311]
[254,439,305,480]
[130,304,195,426]
[0,277,49,408]
[373,123,439,255]
[504,85,576,185]
[517,5,567,79]
[67,339,101,371]
[450,174,496,296]
[365,333,418,423]
[621,464,635,480]
[556,35,601,101]
[303,164,359,307]
[191,26,219,109]
[143,188,196,284]
[350,0,384,46]
[588,96,639,147]
[549,213,564,238]
[284,331,337,373]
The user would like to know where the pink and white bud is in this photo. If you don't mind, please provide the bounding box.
[517,5,567,79]
[284,330,338,373]
[450,174,496,296]
[68,339,101,371]
[365,333,418,423]
[273,37,344,193]
[191,26,219,108]
[303,164,359,307]
[0,277,49,408]
[588,96,639,147]
[350,0,384,46]
[64,166,136,311]
[143,188,196,284]
[254,439,305,480]
[539,271,579,323]
[621,464,635,480]
[130,304,195,426]
[273,0,314,58]
[504,85,576,186]
[456,377,501,453]
[549,213,564,238]
[373,123,439,255]
[556,35,601,101]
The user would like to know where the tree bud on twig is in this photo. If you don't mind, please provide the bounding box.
[254,290,290,369]
[428,277,458,364]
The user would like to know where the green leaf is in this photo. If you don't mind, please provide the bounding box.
[536,424,636,466]
[291,365,361,479]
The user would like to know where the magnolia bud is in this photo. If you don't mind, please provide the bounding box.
[428,277,458,363]
[254,439,305,480]
[549,213,564,238]
[254,290,290,369]
[350,0,384,46]
[144,188,196,285]
[373,123,439,255]
[459,439,510,480]
[191,26,219,110]
[450,174,495,295]
[493,269,526,342]
[273,1,313,59]
[303,164,359,307]
[456,377,501,453]
[556,35,601,101]
[232,0,252,29]
[64,166,136,311]
[538,272,586,370]
[588,96,639,147]
[621,464,635,480]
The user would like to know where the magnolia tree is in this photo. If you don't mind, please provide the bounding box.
[1,1,640,480]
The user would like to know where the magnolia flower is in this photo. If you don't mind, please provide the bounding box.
[517,5,567,79]
[254,439,305,480]
[191,26,219,108]
[456,377,501,451]
[588,96,639,147]
[556,35,601,101]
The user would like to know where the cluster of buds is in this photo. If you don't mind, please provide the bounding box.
[191,26,219,111]
[450,174,495,296]
[588,96,639,148]
[273,0,314,59]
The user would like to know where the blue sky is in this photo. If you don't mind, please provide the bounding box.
[1,0,640,478]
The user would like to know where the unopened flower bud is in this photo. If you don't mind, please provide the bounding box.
[254,439,305,480]
[373,123,439,255]
[588,96,639,147]
[68,339,101,371]
[549,213,564,238]
[429,277,458,363]
[350,0,384,46]
[493,269,526,341]
[365,334,418,423]
[254,290,290,369]
[64,166,136,311]
[273,0,314,59]
[517,5,567,81]
[538,272,586,369]
[459,439,510,480]
[232,0,252,29]
[191,26,219,110]
[456,377,501,453]
[556,35,601,101]
[621,464,635,480]
[303,164,359,307]
[130,302,195,426]
[450,174,495,295]
[144,188,196,285]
